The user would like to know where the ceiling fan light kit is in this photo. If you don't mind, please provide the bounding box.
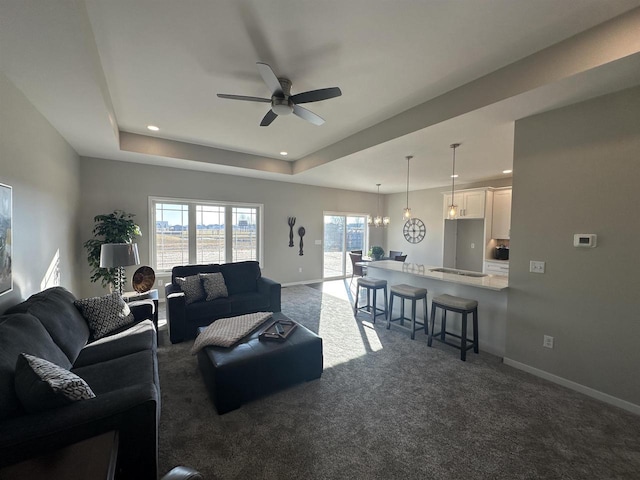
[217,62,342,127]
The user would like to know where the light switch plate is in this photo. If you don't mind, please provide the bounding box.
[530,260,545,273]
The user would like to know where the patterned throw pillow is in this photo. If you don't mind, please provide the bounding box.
[175,275,206,304]
[74,292,135,340]
[191,312,272,352]
[200,272,229,301]
[14,353,95,413]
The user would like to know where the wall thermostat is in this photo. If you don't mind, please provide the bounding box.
[573,234,597,248]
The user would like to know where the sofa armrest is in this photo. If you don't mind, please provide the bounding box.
[0,383,159,479]
[129,300,155,324]
[165,283,187,343]
[258,277,281,312]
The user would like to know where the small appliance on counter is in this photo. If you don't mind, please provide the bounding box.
[495,245,509,260]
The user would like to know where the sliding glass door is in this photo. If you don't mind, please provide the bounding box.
[323,213,367,279]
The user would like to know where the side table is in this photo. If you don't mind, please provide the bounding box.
[123,289,159,329]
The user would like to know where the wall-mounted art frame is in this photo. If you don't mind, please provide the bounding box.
[0,183,12,296]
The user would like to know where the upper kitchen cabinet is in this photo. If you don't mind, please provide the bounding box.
[443,188,487,219]
[491,187,512,239]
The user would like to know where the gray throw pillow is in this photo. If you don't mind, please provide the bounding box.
[200,272,229,301]
[14,353,95,413]
[74,292,135,340]
[175,275,205,304]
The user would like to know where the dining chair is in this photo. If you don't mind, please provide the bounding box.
[349,252,366,285]
[394,255,407,262]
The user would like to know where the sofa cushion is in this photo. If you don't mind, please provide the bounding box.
[74,292,135,340]
[172,263,221,284]
[219,261,261,295]
[175,275,206,304]
[5,287,90,364]
[14,353,95,413]
[229,291,270,314]
[0,313,72,420]
[72,350,157,396]
[73,320,157,368]
[200,272,228,301]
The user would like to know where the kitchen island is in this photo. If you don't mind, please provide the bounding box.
[364,261,508,356]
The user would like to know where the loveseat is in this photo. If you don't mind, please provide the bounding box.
[0,287,160,480]
[165,261,281,343]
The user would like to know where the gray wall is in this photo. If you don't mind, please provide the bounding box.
[78,157,382,297]
[453,219,485,272]
[506,85,640,406]
[0,73,81,311]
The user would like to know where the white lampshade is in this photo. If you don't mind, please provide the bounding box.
[100,243,140,268]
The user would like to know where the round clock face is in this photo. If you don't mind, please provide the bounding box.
[403,218,426,244]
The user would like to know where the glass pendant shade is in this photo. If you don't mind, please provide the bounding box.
[448,144,460,220]
[403,155,412,219]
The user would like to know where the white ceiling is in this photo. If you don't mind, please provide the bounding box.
[2,0,640,194]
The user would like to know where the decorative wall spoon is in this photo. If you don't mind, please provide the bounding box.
[298,226,305,256]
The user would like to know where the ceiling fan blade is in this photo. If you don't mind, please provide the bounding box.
[293,105,325,126]
[260,110,278,127]
[217,94,271,103]
[256,62,283,96]
[290,87,342,104]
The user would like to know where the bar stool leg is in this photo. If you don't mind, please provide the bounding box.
[461,313,468,361]
[440,310,447,342]
[366,288,371,313]
[384,288,389,320]
[410,298,416,340]
[354,284,360,316]
[473,307,479,354]
[387,293,394,329]
[423,295,428,335]
[428,304,436,346]
[372,288,378,324]
[400,299,405,326]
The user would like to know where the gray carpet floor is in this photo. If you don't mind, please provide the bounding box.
[157,284,640,479]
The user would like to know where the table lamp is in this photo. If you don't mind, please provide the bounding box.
[100,243,140,294]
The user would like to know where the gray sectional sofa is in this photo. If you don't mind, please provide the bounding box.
[165,260,281,343]
[0,287,160,479]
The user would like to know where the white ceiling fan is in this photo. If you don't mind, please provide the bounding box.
[217,62,342,126]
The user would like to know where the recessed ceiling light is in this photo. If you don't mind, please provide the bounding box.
[503,169,512,174]
[450,174,459,178]
[147,125,159,131]
[280,151,288,156]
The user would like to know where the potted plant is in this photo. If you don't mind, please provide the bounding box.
[84,210,141,289]
[369,246,384,261]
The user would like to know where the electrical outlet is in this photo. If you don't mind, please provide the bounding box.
[298,267,303,273]
[530,260,546,273]
[471,243,475,249]
[543,335,554,349]
[157,279,164,286]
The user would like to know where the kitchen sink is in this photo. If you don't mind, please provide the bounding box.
[429,267,487,278]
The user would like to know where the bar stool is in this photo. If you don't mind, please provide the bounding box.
[428,294,479,361]
[387,284,428,339]
[354,277,388,323]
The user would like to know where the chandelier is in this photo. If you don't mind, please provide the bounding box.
[447,143,460,219]
[403,155,413,219]
[368,183,390,227]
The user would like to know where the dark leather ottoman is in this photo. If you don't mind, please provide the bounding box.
[196,313,323,414]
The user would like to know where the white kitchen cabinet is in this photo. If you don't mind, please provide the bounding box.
[491,188,512,239]
[443,189,486,219]
[484,260,509,277]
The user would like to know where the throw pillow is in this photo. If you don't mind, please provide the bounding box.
[200,272,229,301]
[74,292,135,340]
[175,275,205,304]
[14,353,95,413]
[191,312,273,352]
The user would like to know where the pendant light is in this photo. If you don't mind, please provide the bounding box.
[403,155,413,219]
[447,143,460,219]
[368,184,390,227]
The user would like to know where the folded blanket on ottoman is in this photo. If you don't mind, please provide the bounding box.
[191,312,272,352]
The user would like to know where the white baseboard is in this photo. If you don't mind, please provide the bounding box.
[503,357,640,416]
[282,279,326,287]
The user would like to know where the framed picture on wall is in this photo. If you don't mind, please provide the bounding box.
[0,183,12,296]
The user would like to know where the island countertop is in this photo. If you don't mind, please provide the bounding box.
[364,260,508,291]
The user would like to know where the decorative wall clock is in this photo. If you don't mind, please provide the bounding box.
[403,218,426,244]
